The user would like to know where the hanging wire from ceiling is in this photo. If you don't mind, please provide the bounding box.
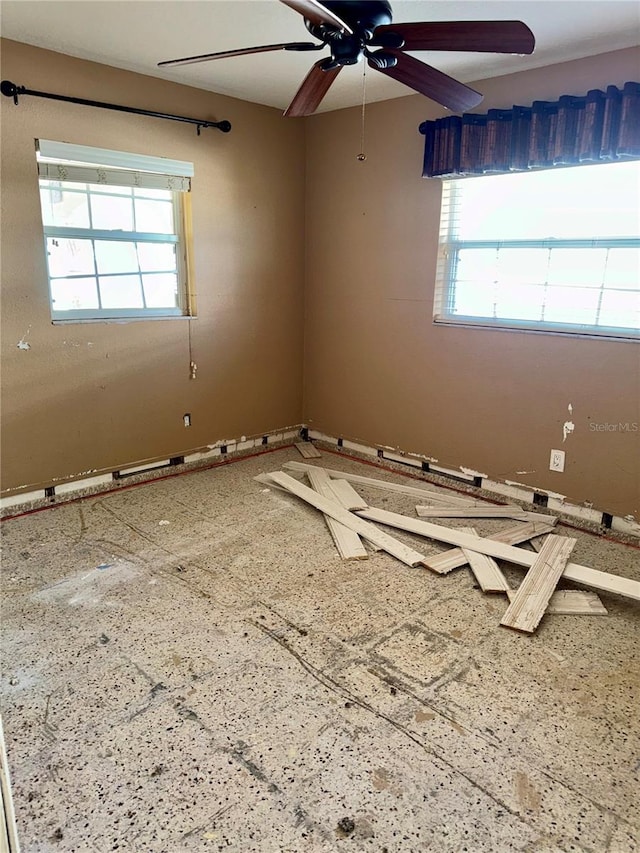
[357,62,367,162]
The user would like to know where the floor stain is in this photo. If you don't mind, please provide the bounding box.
[372,767,390,791]
[515,771,542,812]
[415,710,436,723]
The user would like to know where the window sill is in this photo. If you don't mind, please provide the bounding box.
[52,315,196,324]
[433,316,639,342]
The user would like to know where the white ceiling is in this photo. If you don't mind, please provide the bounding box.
[1,0,639,114]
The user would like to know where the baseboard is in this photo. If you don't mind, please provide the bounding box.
[0,426,303,518]
[306,429,640,539]
[3,424,638,539]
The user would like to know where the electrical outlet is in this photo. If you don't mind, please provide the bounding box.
[549,449,565,472]
[183,413,191,428]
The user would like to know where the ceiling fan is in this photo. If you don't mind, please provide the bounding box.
[158,0,535,116]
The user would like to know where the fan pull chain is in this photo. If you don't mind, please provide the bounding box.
[357,63,367,162]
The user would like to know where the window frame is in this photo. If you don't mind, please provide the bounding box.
[433,164,640,341]
[37,141,194,323]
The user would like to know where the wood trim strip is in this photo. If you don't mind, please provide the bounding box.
[283,461,481,506]
[356,507,640,601]
[304,468,368,560]
[269,472,429,568]
[506,588,608,615]
[424,522,557,574]
[500,535,577,632]
[295,442,322,459]
[329,479,368,511]
[0,715,20,853]
[460,527,511,593]
[415,505,556,524]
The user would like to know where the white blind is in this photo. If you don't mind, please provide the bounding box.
[37,162,191,192]
[36,139,193,191]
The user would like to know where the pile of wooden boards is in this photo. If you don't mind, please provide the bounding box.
[257,460,640,634]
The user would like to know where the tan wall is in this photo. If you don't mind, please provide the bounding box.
[304,48,640,517]
[1,39,305,492]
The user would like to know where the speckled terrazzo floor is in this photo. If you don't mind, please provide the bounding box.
[2,447,639,853]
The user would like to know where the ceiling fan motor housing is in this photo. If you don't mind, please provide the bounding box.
[306,0,395,66]
[306,1,393,40]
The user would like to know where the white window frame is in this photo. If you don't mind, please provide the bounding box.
[433,162,640,341]
[36,140,194,322]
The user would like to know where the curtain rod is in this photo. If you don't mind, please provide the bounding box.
[1,79,231,134]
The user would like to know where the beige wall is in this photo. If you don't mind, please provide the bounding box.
[1,40,305,492]
[2,39,638,517]
[304,48,640,517]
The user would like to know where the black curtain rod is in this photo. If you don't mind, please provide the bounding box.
[1,80,231,134]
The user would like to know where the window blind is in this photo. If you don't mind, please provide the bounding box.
[36,139,192,191]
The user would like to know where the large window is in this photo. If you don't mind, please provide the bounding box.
[434,160,640,338]
[37,140,194,321]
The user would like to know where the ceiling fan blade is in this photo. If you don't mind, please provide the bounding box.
[372,21,535,55]
[280,0,353,34]
[368,50,483,112]
[158,42,322,68]
[285,60,342,117]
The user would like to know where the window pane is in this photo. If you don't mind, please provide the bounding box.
[546,249,608,288]
[137,242,177,272]
[543,287,600,324]
[91,194,134,230]
[452,281,496,317]
[142,273,179,308]
[604,248,640,290]
[94,241,138,275]
[40,187,90,228]
[87,183,132,196]
[47,237,95,277]
[495,283,545,322]
[496,248,549,285]
[134,187,172,200]
[598,291,640,329]
[98,275,144,309]
[456,249,498,286]
[50,277,99,311]
[134,199,174,234]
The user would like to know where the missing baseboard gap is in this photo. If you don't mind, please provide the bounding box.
[306,429,639,538]
[1,426,301,516]
[114,458,172,480]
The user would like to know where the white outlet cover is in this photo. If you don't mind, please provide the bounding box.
[550,449,565,472]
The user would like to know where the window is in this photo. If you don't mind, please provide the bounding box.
[434,160,640,338]
[36,140,194,321]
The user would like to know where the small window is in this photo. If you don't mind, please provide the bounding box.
[434,160,640,339]
[36,140,195,321]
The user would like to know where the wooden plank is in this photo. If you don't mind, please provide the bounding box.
[415,505,556,524]
[283,461,481,507]
[304,468,368,561]
[295,442,322,459]
[0,715,20,853]
[259,472,379,552]
[355,507,640,601]
[425,522,557,574]
[329,478,368,511]
[268,472,429,568]
[506,588,608,615]
[254,472,292,493]
[500,535,577,632]
[460,527,511,593]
